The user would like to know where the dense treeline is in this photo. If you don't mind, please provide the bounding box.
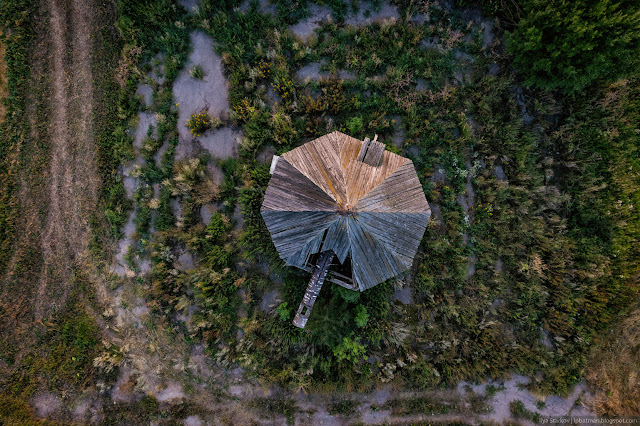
[459,0,640,92]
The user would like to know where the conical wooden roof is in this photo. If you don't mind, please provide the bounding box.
[261,131,430,290]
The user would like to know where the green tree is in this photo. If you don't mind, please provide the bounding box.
[506,0,640,93]
[333,335,366,365]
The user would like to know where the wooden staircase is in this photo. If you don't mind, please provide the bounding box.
[292,251,335,328]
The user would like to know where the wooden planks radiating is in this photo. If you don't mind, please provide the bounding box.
[261,211,337,262]
[262,159,337,212]
[261,131,431,291]
[282,132,348,205]
[339,133,408,205]
[320,216,351,263]
[355,161,430,213]
[356,212,430,270]
[347,217,406,290]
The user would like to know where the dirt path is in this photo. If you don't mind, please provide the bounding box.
[34,0,99,320]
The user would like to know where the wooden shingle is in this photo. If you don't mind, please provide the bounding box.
[261,131,430,292]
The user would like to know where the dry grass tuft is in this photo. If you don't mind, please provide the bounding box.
[587,304,640,415]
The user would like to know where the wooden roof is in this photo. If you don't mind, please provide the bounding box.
[261,131,430,291]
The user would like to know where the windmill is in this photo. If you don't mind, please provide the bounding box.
[261,131,430,328]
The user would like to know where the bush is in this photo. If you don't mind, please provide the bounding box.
[507,0,640,92]
[186,111,221,136]
[345,115,364,135]
[276,302,291,321]
[333,335,366,365]
[354,305,369,328]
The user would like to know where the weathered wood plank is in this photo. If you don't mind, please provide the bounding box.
[356,137,370,162]
[261,211,337,261]
[262,159,337,212]
[282,134,348,204]
[339,134,408,205]
[355,161,430,213]
[357,212,430,269]
[320,216,351,263]
[288,229,326,267]
[347,218,405,290]
[363,140,385,167]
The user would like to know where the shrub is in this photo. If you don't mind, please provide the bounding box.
[354,305,369,328]
[345,115,364,135]
[506,0,640,92]
[186,111,221,136]
[276,302,291,321]
[509,400,541,423]
[333,335,366,365]
[333,284,360,303]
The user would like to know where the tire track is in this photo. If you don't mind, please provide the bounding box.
[35,0,98,320]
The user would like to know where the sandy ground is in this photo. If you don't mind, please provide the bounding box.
[290,3,332,39]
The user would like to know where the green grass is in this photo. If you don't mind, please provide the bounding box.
[4,291,103,398]
[384,396,459,416]
[510,399,541,423]
[0,0,636,421]
[0,0,38,272]
[252,396,297,425]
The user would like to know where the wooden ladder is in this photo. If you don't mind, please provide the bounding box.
[292,251,336,328]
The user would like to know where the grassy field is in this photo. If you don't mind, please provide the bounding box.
[0,0,638,423]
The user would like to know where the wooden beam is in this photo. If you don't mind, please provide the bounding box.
[363,140,385,167]
[356,137,371,162]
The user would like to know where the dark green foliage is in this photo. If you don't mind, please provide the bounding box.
[274,0,311,24]
[506,0,640,93]
[100,394,177,425]
[155,185,175,231]
[115,0,190,77]
[276,302,291,321]
[345,115,364,136]
[195,212,233,269]
[354,305,369,328]
[455,0,524,27]
[238,167,283,266]
[333,335,366,365]
[189,267,242,341]
[333,284,360,303]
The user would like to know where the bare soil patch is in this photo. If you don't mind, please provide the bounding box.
[174,31,230,141]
